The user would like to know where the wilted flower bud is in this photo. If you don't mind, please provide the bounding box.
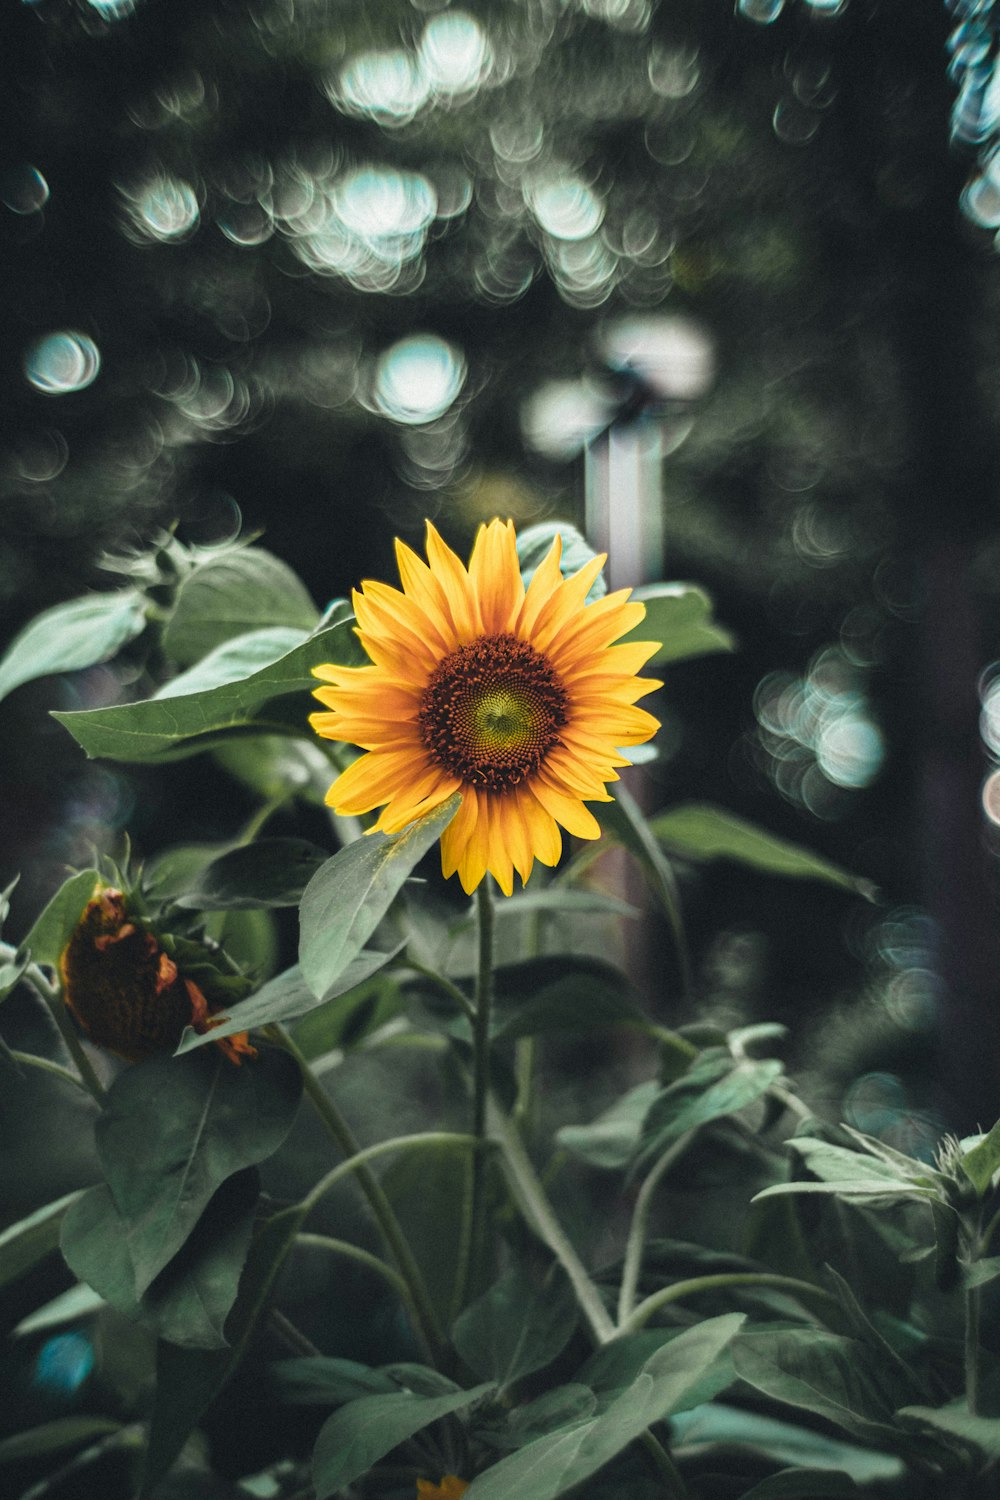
[59,886,254,1065]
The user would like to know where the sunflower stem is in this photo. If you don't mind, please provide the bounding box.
[401,958,476,1024]
[16,957,106,1105]
[620,1272,840,1337]
[454,880,496,1315]
[488,1097,616,1344]
[617,1131,696,1327]
[266,1023,451,1370]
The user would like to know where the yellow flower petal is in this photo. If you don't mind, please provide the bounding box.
[424,521,482,641]
[468,518,524,636]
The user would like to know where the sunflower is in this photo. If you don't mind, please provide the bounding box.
[310,520,661,896]
[60,886,255,1066]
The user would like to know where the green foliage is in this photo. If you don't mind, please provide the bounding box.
[161,546,319,665]
[6,530,997,1500]
[634,1051,785,1170]
[96,1048,299,1292]
[451,1266,578,1387]
[516,521,607,599]
[21,868,100,968]
[0,1417,122,1466]
[629,582,736,664]
[141,1201,311,1497]
[651,803,875,897]
[298,795,460,1000]
[0,1191,84,1292]
[0,591,148,705]
[50,613,360,762]
[61,1170,258,1348]
[731,1329,920,1450]
[173,837,330,910]
[312,1382,495,1498]
[463,1315,745,1500]
[175,948,404,1051]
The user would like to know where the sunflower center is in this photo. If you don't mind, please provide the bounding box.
[418,633,568,791]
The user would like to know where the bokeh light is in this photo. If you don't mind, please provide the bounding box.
[418,11,493,98]
[33,1333,95,1395]
[373,334,466,425]
[737,0,786,21]
[119,173,200,243]
[24,333,101,395]
[750,645,885,816]
[0,163,49,215]
[526,170,605,241]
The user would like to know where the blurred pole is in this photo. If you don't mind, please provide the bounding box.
[585,420,663,591]
[584,415,669,1009]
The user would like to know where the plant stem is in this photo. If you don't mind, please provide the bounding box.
[965,1220,984,1415]
[620,1272,841,1337]
[453,880,496,1315]
[267,1023,452,1369]
[268,1308,322,1357]
[966,1281,982,1415]
[638,1430,689,1500]
[17,958,106,1105]
[402,958,476,1024]
[295,1232,411,1305]
[488,1096,615,1344]
[8,1050,92,1093]
[617,1132,696,1326]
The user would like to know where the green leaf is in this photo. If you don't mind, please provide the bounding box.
[312,1382,494,1499]
[140,1201,309,1497]
[21,868,101,969]
[0,1416,122,1466]
[669,1403,904,1483]
[797,1137,934,1185]
[634,1056,784,1168]
[576,1325,737,1409]
[516,521,606,600]
[61,1170,258,1348]
[896,1403,1000,1461]
[213,734,332,805]
[595,787,689,987]
[737,1470,861,1499]
[505,1385,598,1445]
[270,1356,397,1405]
[627,582,734,665]
[175,948,404,1051]
[495,888,639,921]
[0,945,31,1005]
[493,971,651,1042]
[557,1081,661,1170]
[154,626,308,701]
[0,1190,84,1291]
[379,1140,480,1330]
[960,1120,1000,1197]
[51,615,359,763]
[731,1330,907,1446]
[174,838,330,910]
[95,1046,301,1295]
[464,1314,744,1500]
[452,1266,578,1388]
[650,804,874,898]
[12,1282,106,1338]
[962,1254,1000,1289]
[162,547,319,666]
[299,795,460,1001]
[0,590,147,704]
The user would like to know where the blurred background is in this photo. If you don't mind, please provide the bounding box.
[4,0,1000,1176]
